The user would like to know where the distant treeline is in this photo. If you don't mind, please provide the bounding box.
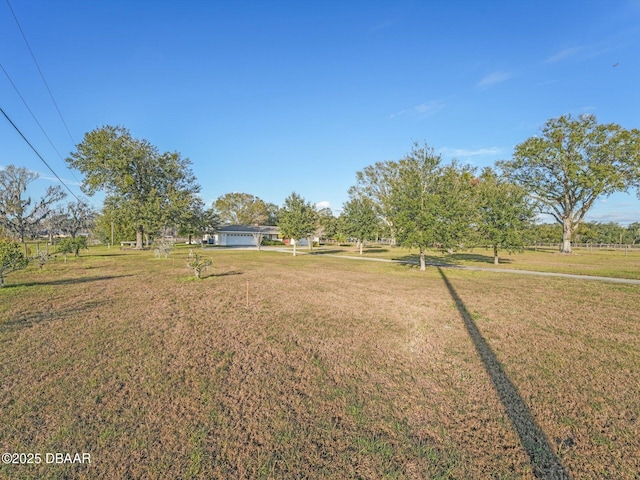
[527,222,640,245]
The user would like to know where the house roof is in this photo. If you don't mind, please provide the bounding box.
[218,225,279,234]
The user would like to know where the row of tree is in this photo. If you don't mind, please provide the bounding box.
[528,221,640,246]
[3,114,639,269]
[275,114,640,265]
[338,144,534,267]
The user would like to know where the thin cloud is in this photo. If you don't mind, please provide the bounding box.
[585,211,640,225]
[545,47,582,63]
[367,20,395,35]
[440,146,503,158]
[38,175,82,187]
[316,201,331,209]
[390,100,446,118]
[0,166,82,187]
[476,71,513,89]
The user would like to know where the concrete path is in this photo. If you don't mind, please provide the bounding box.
[263,247,640,286]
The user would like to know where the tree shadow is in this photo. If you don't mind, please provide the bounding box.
[449,252,514,264]
[4,275,134,288]
[392,254,456,267]
[393,252,514,266]
[309,250,346,255]
[0,299,106,333]
[437,267,571,479]
[363,247,389,253]
[207,270,243,278]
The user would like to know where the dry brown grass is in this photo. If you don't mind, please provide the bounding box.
[1,246,638,478]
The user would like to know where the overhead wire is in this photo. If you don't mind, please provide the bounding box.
[5,0,77,147]
[0,62,82,185]
[0,105,81,203]
[2,0,99,209]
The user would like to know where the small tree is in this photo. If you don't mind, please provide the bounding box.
[475,168,536,264]
[57,237,88,260]
[386,144,476,270]
[154,239,174,258]
[36,250,49,270]
[0,239,29,287]
[278,192,318,256]
[252,232,264,251]
[340,196,378,255]
[317,207,338,242]
[187,253,212,279]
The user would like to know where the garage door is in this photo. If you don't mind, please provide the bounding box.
[225,233,254,246]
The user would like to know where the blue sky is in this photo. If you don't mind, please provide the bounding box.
[1,0,639,223]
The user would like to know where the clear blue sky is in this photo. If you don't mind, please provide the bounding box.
[1,0,639,223]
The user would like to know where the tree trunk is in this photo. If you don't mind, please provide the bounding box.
[359,240,363,256]
[493,245,499,265]
[419,248,426,271]
[308,237,312,251]
[293,239,297,257]
[136,227,144,249]
[561,220,572,254]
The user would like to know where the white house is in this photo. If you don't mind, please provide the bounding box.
[206,225,279,247]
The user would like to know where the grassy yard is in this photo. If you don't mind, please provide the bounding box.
[1,246,638,478]
[308,243,640,280]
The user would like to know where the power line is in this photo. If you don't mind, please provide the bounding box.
[0,62,82,184]
[5,0,77,147]
[0,105,81,203]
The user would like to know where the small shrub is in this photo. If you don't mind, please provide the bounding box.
[261,238,284,246]
[154,239,174,259]
[0,239,29,287]
[37,250,49,270]
[57,237,88,260]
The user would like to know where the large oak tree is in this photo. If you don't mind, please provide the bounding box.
[499,114,640,253]
[67,126,200,249]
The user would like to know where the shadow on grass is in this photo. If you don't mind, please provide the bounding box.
[449,252,514,264]
[5,275,134,288]
[392,254,456,266]
[0,299,106,333]
[309,250,347,255]
[207,270,243,278]
[363,247,390,253]
[437,267,571,480]
[394,252,514,266]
